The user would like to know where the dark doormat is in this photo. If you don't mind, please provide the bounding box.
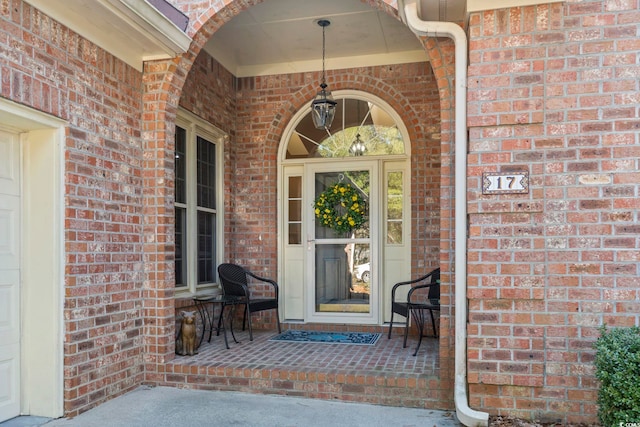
[269,330,381,345]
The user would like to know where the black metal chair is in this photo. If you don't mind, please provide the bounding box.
[217,263,281,341]
[387,268,440,351]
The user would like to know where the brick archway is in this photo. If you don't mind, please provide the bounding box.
[141,1,459,407]
[421,35,459,396]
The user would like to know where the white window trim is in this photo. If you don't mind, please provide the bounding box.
[175,108,226,297]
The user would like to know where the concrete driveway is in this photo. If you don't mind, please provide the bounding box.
[9,386,464,427]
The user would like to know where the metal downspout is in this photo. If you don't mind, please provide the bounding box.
[397,1,489,426]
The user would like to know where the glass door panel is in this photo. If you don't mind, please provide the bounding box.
[312,169,372,317]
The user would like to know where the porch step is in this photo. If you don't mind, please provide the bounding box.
[159,326,449,411]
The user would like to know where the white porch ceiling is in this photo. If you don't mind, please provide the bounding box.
[22,0,467,76]
[204,0,466,77]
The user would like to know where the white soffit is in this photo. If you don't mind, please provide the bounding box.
[23,0,191,71]
[467,0,563,12]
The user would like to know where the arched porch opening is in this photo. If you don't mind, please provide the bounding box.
[140,0,458,410]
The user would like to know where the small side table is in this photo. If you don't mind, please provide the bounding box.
[193,295,243,349]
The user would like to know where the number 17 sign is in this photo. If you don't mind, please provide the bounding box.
[482,170,529,195]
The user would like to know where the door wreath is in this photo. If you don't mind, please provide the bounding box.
[314,183,367,234]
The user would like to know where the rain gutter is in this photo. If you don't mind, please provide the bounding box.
[396,1,489,426]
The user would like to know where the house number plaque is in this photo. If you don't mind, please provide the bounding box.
[482,171,529,195]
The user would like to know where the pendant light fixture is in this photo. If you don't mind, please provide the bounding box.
[349,134,366,156]
[311,19,337,130]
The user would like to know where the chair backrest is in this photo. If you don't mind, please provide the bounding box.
[218,263,249,297]
[427,268,440,302]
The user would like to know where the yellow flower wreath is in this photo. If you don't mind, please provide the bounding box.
[314,183,367,234]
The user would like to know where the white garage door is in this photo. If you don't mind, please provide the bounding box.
[0,130,20,422]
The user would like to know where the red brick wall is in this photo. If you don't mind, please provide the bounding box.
[172,51,238,328]
[1,0,146,416]
[467,1,640,423]
[231,62,441,275]
[141,1,452,406]
[421,34,459,405]
[2,0,445,417]
[174,51,442,330]
[20,0,639,420]
[180,53,236,133]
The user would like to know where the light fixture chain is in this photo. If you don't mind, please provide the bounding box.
[311,19,336,130]
[322,22,326,84]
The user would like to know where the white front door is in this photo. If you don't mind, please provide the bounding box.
[0,130,21,422]
[305,162,379,324]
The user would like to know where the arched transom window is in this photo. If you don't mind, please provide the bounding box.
[285,96,407,159]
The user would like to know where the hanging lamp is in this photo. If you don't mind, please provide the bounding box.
[311,19,337,130]
[349,133,367,156]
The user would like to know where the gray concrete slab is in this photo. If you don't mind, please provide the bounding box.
[0,417,51,427]
[26,386,463,427]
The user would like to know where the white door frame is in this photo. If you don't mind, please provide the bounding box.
[305,160,380,324]
[0,128,21,422]
[0,99,65,419]
[277,90,413,326]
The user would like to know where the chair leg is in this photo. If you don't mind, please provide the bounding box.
[246,307,254,341]
[226,304,239,345]
[429,310,438,337]
[387,312,394,339]
[242,306,248,331]
[216,304,225,337]
[275,307,282,334]
[402,310,410,348]
[412,308,426,356]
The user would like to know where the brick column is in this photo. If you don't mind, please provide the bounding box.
[422,35,459,406]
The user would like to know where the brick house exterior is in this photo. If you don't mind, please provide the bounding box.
[466,2,639,422]
[1,0,638,425]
